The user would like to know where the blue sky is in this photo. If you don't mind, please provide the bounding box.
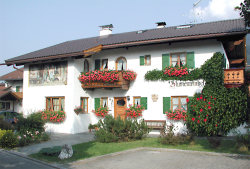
[0,0,243,76]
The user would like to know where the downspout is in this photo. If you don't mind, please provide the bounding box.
[13,64,23,71]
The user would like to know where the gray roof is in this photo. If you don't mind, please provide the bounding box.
[6,19,247,64]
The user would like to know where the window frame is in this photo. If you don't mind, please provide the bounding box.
[101,59,108,70]
[171,96,187,111]
[144,55,151,66]
[83,59,89,73]
[170,52,187,67]
[115,57,127,71]
[80,97,88,113]
[46,96,65,111]
[133,96,141,106]
[101,97,108,108]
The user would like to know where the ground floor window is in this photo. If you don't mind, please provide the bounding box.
[0,101,10,110]
[133,96,141,106]
[171,96,187,111]
[46,97,65,111]
[80,97,88,113]
[101,97,108,107]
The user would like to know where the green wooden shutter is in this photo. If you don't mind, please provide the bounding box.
[162,54,170,70]
[141,97,147,110]
[186,52,195,69]
[95,59,100,70]
[16,86,20,92]
[140,56,145,66]
[94,98,100,110]
[163,97,171,114]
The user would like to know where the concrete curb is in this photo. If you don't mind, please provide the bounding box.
[68,147,250,167]
[0,149,63,169]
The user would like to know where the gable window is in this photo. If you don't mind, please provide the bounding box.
[171,96,187,111]
[80,97,88,113]
[101,97,108,107]
[140,55,151,66]
[171,53,186,67]
[46,97,65,111]
[133,97,141,106]
[102,59,108,70]
[16,86,22,92]
[83,60,89,73]
[116,57,127,71]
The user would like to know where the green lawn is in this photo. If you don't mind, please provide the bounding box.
[29,137,250,163]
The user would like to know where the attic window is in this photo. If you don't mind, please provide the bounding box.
[176,25,193,29]
[137,30,146,34]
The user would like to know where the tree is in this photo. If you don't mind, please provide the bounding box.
[235,0,250,27]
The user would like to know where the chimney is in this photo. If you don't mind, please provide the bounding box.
[99,24,113,36]
[156,22,166,28]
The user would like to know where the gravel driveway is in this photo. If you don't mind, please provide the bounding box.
[69,148,250,169]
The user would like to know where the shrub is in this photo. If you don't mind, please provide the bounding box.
[0,129,11,140]
[159,123,193,145]
[207,137,221,148]
[0,118,14,130]
[186,52,248,136]
[16,112,45,134]
[95,115,149,143]
[235,130,250,150]
[0,130,18,148]
[39,146,61,156]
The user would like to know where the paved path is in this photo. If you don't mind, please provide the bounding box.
[0,149,58,169]
[69,148,250,169]
[17,132,95,155]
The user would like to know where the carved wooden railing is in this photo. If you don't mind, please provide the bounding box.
[81,72,130,90]
[224,68,244,88]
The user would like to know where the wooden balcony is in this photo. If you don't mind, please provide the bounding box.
[81,72,130,90]
[224,68,244,88]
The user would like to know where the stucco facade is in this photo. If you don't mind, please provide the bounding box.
[22,39,230,134]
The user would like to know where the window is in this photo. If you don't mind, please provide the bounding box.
[171,96,187,111]
[102,59,108,70]
[140,55,151,66]
[171,53,186,67]
[0,102,10,110]
[95,59,101,70]
[116,57,127,71]
[46,97,65,111]
[80,97,88,113]
[16,86,22,92]
[83,60,89,73]
[101,97,108,107]
[95,59,108,70]
[133,97,141,106]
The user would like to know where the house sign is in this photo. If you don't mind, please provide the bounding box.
[168,80,205,87]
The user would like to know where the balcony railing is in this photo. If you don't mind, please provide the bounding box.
[224,68,244,88]
[80,71,136,90]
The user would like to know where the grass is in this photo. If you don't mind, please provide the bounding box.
[29,137,250,163]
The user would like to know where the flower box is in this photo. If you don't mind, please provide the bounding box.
[79,70,136,90]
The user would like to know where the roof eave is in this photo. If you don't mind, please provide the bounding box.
[5,31,247,65]
[103,31,247,49]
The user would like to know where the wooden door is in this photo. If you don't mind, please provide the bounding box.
[114,97,127,119]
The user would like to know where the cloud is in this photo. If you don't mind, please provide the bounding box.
[190,0,243,22]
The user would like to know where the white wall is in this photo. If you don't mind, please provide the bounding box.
[23,39,227,134]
